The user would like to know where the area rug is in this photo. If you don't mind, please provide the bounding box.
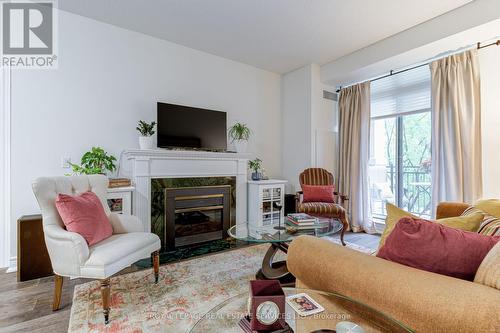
[69,239,373,333]
[326,237,376,255]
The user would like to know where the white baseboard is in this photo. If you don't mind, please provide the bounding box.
[6,256,17,273]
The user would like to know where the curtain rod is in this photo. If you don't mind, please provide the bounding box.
[336,39,500,93]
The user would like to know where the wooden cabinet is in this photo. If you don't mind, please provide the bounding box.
[247,180,287,228]
[17,215,53,281]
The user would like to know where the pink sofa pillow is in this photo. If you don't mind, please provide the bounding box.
[377,217,500,280]
[302,184,335,203]
[55,191,113,246]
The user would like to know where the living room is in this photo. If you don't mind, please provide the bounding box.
[1,0,499,332]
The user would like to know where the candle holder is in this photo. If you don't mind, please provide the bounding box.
[273,202,285,230]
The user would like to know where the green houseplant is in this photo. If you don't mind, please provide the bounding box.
[228,122,251,153]
[248,158,263,181]
[69,147,117,175]
[136,120,156,149]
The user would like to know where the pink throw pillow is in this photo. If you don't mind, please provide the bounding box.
[55,191,113,246]
[302,185,335,203]
[377,217,500,281]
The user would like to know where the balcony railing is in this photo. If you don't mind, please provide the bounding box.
[370,165,431,219]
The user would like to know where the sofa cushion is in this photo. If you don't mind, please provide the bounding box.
[81,232,160,279]
[474,242,500,290]
[377,217,500,280]
[438,212,484,232]
[462,206,500,236]
[301,184,335,203]
[475,199,500,218]
[379,204,417,249]
[55,191,113,246]
[85,233,159,267]
[380,203,485,249]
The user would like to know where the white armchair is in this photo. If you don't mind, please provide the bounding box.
[32,175,161,324]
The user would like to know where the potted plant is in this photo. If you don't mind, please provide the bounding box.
[248,158,263,181]
[136,120,156,149]
[228,122,251,153]
[69,147,117,175]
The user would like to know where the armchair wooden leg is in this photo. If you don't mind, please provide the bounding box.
[52,274,63,311]
[152,251,160,284]
[340,215,348,246]
[100,278,111,324]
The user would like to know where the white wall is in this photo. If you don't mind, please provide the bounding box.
[7,10,281,263]
[1,68,11,269]
[281,65,312,192]
[281,64,338,192]
[479,46,500,198]
[313,88,337,176]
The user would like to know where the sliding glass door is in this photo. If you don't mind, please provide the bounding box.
[369,112,431,220]
[369,65,432,220]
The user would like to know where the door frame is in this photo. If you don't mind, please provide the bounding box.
[1,67,11,268]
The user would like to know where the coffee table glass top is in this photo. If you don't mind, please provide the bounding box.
[189,287,414,333]
[227,219,343,243]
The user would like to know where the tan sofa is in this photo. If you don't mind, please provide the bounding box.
[287,202,500,332]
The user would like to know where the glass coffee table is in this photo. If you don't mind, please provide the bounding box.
[189,287,414,333]
[228,220,343,284]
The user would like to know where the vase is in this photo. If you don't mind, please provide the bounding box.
[251,171,262,181]
[234,140,248,153]
[139,136,154,150]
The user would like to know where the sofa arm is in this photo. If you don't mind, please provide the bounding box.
[436,201,471,219]
[287,235,500,333]
[108,213,145,233]
[43,224,89,276]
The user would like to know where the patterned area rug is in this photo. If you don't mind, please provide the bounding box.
[69,239,373,333]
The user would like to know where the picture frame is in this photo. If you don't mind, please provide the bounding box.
[286,293,325,317]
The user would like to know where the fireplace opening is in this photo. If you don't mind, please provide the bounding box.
[164,185,231,250]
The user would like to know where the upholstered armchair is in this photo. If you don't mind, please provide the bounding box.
[32,175,161,324]
[295,168,349,246]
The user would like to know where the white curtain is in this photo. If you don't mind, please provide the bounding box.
[430,49,483,210]
[338,82,375,233]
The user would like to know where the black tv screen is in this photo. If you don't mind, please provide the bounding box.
[157,102,227,151]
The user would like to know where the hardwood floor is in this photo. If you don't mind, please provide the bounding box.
[0,232,380,333]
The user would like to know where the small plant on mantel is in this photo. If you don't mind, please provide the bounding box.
[136,120,156,136]
[136,120,156,149]
[248,158,263,181]
[69,147,117,175]
[228,122,251,153]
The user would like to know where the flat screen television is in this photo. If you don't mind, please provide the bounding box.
[157,102,227,151]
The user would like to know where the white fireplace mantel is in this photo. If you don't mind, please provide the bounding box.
[119,149,251,232]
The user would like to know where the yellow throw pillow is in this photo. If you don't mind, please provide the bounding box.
[474,242,500,290]
[379,203,484,250]
[462,206,500,236]
[474,199,500,218]
[379,203,416,249]
[437,213,484,232]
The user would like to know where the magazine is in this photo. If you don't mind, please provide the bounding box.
[287,213,317,223]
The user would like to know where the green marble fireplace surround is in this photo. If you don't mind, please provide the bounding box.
[151,177,237,252]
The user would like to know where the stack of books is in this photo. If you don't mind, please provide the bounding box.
[286,213,329,230]
[108,178,132,188]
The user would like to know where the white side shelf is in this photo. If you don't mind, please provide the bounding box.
[247,179,287,228]
[107,186,134,215]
